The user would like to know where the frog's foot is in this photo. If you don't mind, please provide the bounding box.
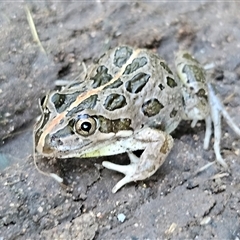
[102,133,173,193]
[207,83,240,168]
[102,153,143,193]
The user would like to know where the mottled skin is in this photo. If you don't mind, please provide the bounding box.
[34,46,240,193]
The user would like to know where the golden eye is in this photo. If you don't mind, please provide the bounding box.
[75,115,97,136]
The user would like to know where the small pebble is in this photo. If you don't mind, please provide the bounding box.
[117,213,126,223]
[200,216,211,225]
[37,206,43,213]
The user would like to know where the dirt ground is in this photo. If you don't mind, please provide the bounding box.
[1,2,240,239]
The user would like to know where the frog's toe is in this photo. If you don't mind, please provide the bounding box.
[102,161,136,175]
[216,157,228,169]
[111,176,135,193]
[102,160,141,193]
[214,145,228,169]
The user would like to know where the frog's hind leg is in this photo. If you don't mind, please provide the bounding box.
[191,116,212,151]
[102,129,173,193]
[209,95,226,168]
[203,115,212,150]
[207,83,240,168]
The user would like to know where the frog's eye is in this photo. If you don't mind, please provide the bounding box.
[75,115,97,136]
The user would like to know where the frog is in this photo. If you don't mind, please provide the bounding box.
[34,46,240,193]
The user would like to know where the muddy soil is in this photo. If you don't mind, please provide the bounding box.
[1,2,240,239]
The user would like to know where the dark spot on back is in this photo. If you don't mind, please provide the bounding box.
[51,91,81,113]
[91,65,113,88]
[170,108,178,118]
[125,72,150,93]
[142,99,164,117]
[159,83,165,90]
[113,46,133,68]
[182,65,205,83]
[103,78,123,90]
[167,77,177,88]
[66,95,98,117]
[196,88,206,97]
[182,53,199,64]
[182,96,186,107]
[104,94,127,111]
[98,116,132,133]
[160,61,173,75]
[123,57,148,75]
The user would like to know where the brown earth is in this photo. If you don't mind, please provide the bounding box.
[1,2,240,239]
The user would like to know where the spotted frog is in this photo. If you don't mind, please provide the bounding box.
[34,46,240,193]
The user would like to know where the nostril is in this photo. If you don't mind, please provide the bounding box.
[57,139,63,145]
[50,135,63,146]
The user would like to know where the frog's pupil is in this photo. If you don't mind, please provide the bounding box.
[81,122,92,132]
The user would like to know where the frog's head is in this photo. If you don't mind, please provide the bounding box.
[34,86,133,159]
[34,46,148,159]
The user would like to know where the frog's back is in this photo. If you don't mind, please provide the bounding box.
[74,46,183,133]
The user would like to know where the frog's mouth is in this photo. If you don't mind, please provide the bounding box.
[37,127,140,160]
[36,131,92,158]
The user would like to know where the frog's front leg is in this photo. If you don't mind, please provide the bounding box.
[102,128,173,193]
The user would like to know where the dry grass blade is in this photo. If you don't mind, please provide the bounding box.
[25,5,46,54]
[210,172,229,180]
[194,162,215,175]
[223,92,235,105]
